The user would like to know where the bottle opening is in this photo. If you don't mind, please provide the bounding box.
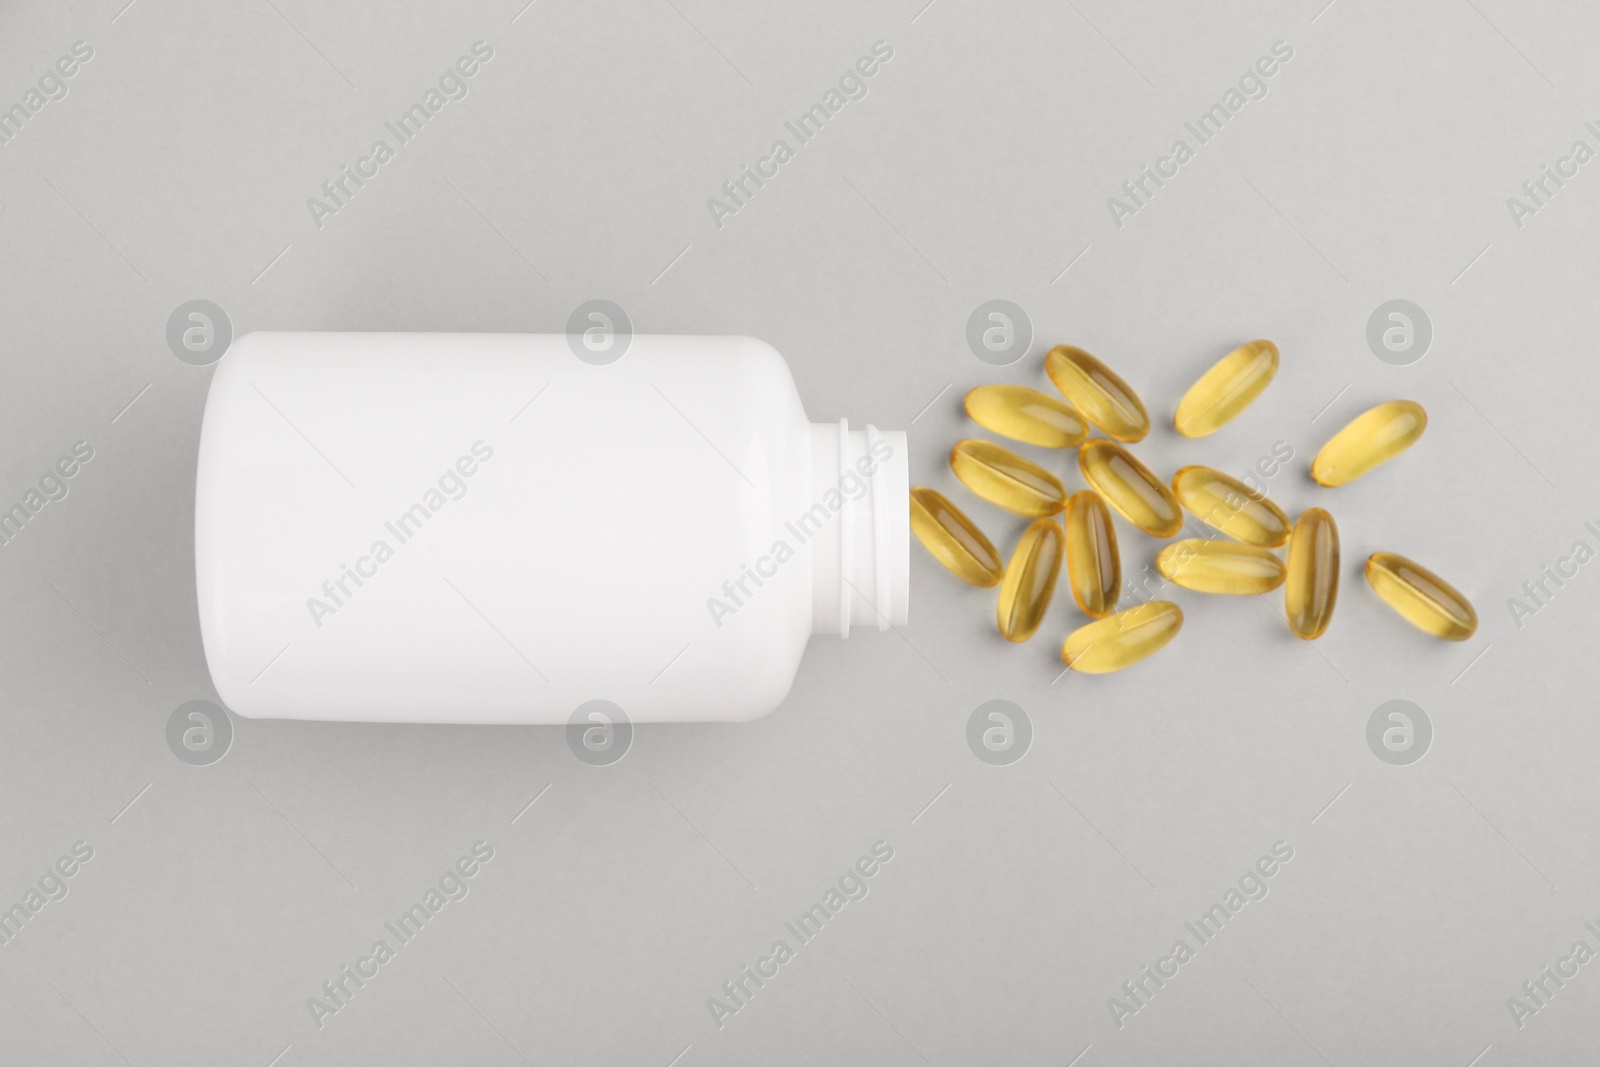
[808,419,910,636]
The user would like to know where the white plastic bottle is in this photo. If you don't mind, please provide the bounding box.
[194,333,909,723]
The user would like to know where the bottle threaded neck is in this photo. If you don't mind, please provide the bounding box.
[807,419,910,637]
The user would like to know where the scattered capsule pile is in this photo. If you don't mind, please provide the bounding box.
[910,341,1478,675]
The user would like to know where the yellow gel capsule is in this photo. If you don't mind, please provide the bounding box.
[1064,491,1120,617]
[1078,440,1182,538]
[964,385,1088,449]
[1060,601,1182,673]
[1365,552,1478,641]
[951,439,1066,517]
[1170,466,1290,548]
[909,487,1003,588]
[1173,340,1279,438]
[1156,540,1286,595]
[1284,508,1339,639]
[1311,400,1427,487]
[1044,345,1150,442]
[997,518,1065,643]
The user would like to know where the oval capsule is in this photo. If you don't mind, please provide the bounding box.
[1173,340,1279,438]
[951,439,1067,517]
[1060,601,1183,673]
[1311,400,1427,487]
[964,385,1088,449]
[1157,540,1285,595]
[1044,346,1150,442]
[1064,491,1120,617]
[1365,551,1477,641]
[909,487,1003,587]
[1078,440,1182,538]
[1284,508,1339,639]
[1171,466,1290,547]
[997,518,1065,642]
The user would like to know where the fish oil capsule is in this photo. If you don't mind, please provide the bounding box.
[1078,440,1182,538]
[1284,508,1338,639]
[909,487,1003,587]
[1060,601,1182,673]
[951,439,1066,517]
[1311,400,1427,487]
[1044,345,1150,442]
[1173,340,1279,438]
[1365,552,1478,641]
[997,518,1065,642]
[964,385,1088,449]
[1156,540,1285,595]
[1064,491,1120,617]
[1171,466,1290,548]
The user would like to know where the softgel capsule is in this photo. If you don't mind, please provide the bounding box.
[1171,465,1289,548]
[1157,540,1285,595]
[964,385,1088,448]
[909,488,1002,588]
[1064,491,1120,618]
[997,519,1065,642]
[951,439,1067,517]
[1046,345,1150,442]
[1285,509,1339,640]
[1061,602,1183,674]
[1079,440,1182,538]
[1365,552,1477,641]
[1312,400,1427,487]
[1173,340,1278,438]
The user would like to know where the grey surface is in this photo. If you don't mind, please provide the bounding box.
[1,0,1596,1064]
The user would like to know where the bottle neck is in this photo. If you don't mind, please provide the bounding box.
[807,419,910,637]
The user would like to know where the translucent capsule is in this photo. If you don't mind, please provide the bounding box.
[1157,540,1285,595]
[909,487,1003,587]
[997,518,1064,643]
[951,439,1066,517]
[1060,601,1183,674]
[1171,465,1290,548]
[964,385,1088,449]
[1311,400,1427,487]
[1284,508,1339,639]
[1044,346,1150,442]
[1064,491,1120,617]
[1365,552,1478,641]
[1173,340,1279,438]
[1078,440,1182,538]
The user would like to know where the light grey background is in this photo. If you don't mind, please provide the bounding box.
[1,0,1595,1064]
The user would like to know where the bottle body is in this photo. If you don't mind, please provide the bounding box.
[194,333,908,723]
